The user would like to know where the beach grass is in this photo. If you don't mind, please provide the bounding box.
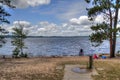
[0,56,88,80]
[93,58,120,80]
[0,56,120,80]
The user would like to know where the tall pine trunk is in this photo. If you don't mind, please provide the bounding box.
[111,0,119,58]
[110,36,113,58]
[112,36,116,58]
[108,3,114,58]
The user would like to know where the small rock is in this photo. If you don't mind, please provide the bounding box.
[97,68,104,71]
[92,68,99,75]
[56,66,63,70]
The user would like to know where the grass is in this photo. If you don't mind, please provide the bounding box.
[93,58,120,80]
[0,56,120,80]
[0,56,88,80]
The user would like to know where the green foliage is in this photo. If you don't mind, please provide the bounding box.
[0,0,14,48]
[85,0,90,3]
[85,0,120,17]
[88,6,104,17]
[85,0,120,57]
[0,0,15,24]
[89,22,109,46]
[116,50,120,57]
[0,0,15,8]
[20,53,28,58]
[12,47,20,58]
[11,23,28,58]
[0,6,10,24]
[0,26,8,47]
[85,0,120,45]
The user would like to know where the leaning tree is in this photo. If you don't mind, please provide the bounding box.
[85,0,120,58]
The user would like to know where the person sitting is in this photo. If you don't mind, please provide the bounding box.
[101,55,107,59]
[79,49,84,56]
[93,54,98,59]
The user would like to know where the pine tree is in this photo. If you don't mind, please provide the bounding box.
[85,0,120,58]
[0,0,15,47]
[11,22,28,58]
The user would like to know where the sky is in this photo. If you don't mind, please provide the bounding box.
[3,0,120,36]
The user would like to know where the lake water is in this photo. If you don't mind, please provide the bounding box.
[0,37,120,56]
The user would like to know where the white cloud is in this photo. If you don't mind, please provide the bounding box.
[5,13,97,36]
[6,20,92,36]
[70,16,91,25]
[69,14,109,26]
[6,21,31,34]
[117,24,120,28]
[20,9,120,36]
[118,9,120,22]
[38,28,46,32]
[13,21,31,27]
[70,18,80,25]
[11,0,51,8]
[95,15,104,23]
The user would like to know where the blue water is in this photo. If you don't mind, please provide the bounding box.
[0,37,120,56]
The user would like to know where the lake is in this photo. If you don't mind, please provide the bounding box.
[0,37,120,56]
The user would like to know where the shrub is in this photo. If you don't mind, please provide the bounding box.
[12,48,20,58]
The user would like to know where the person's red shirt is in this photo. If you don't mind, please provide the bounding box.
[93,54,98,59]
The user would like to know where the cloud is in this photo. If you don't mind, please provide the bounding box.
[5,19,92,36]
[8,13,111,36]
[6,21,31,34]
[118,9,120,22]
[31,0,88,22]
[95,15,104,23]
[13,21,31,27]
[11,0,51,8]
[70,16,92,25]
[57,1,88,20]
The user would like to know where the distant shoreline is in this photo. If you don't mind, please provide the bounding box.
[4,35,120,38]
[4,36,89,38]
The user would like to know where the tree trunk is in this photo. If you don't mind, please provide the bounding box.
[112,38,116,58]
[108,2,113,58]
[21,47,23,56]
[111,0,119,58]
[110,37,113,58]
[20,37,23,56]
